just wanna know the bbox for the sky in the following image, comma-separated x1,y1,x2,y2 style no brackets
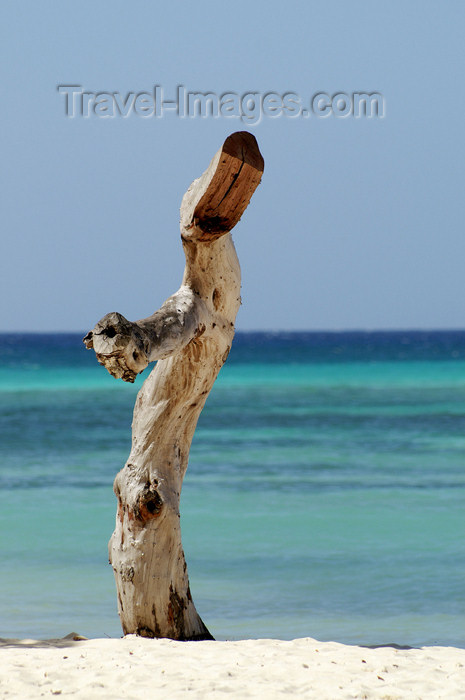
1,0,464,332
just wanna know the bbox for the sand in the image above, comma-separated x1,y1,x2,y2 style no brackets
1,634,464,699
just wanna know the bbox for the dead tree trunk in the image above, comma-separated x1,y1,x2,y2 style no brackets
83,132,264,640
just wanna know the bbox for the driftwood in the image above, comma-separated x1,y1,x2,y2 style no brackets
83,132,264,640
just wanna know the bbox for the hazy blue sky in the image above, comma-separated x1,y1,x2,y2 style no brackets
1,1,464,331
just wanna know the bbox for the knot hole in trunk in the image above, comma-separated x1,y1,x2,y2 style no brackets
137,480,163,521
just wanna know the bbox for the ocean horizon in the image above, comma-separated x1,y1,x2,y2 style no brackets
1,330,464,647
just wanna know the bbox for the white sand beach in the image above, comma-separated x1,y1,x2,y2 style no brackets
1,634,464,699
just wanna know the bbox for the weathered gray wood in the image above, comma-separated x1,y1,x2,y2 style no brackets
84,132,264,640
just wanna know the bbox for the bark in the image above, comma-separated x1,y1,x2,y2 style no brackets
83,132,264,640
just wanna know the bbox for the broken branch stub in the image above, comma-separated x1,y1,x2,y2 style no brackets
83,131,264,641
181,131,265,240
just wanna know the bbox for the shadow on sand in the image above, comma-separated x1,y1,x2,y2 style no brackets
0,632,90,649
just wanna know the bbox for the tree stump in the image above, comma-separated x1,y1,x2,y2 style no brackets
83,132,264,640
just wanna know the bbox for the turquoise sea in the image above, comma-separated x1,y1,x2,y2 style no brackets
0,331,464,647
